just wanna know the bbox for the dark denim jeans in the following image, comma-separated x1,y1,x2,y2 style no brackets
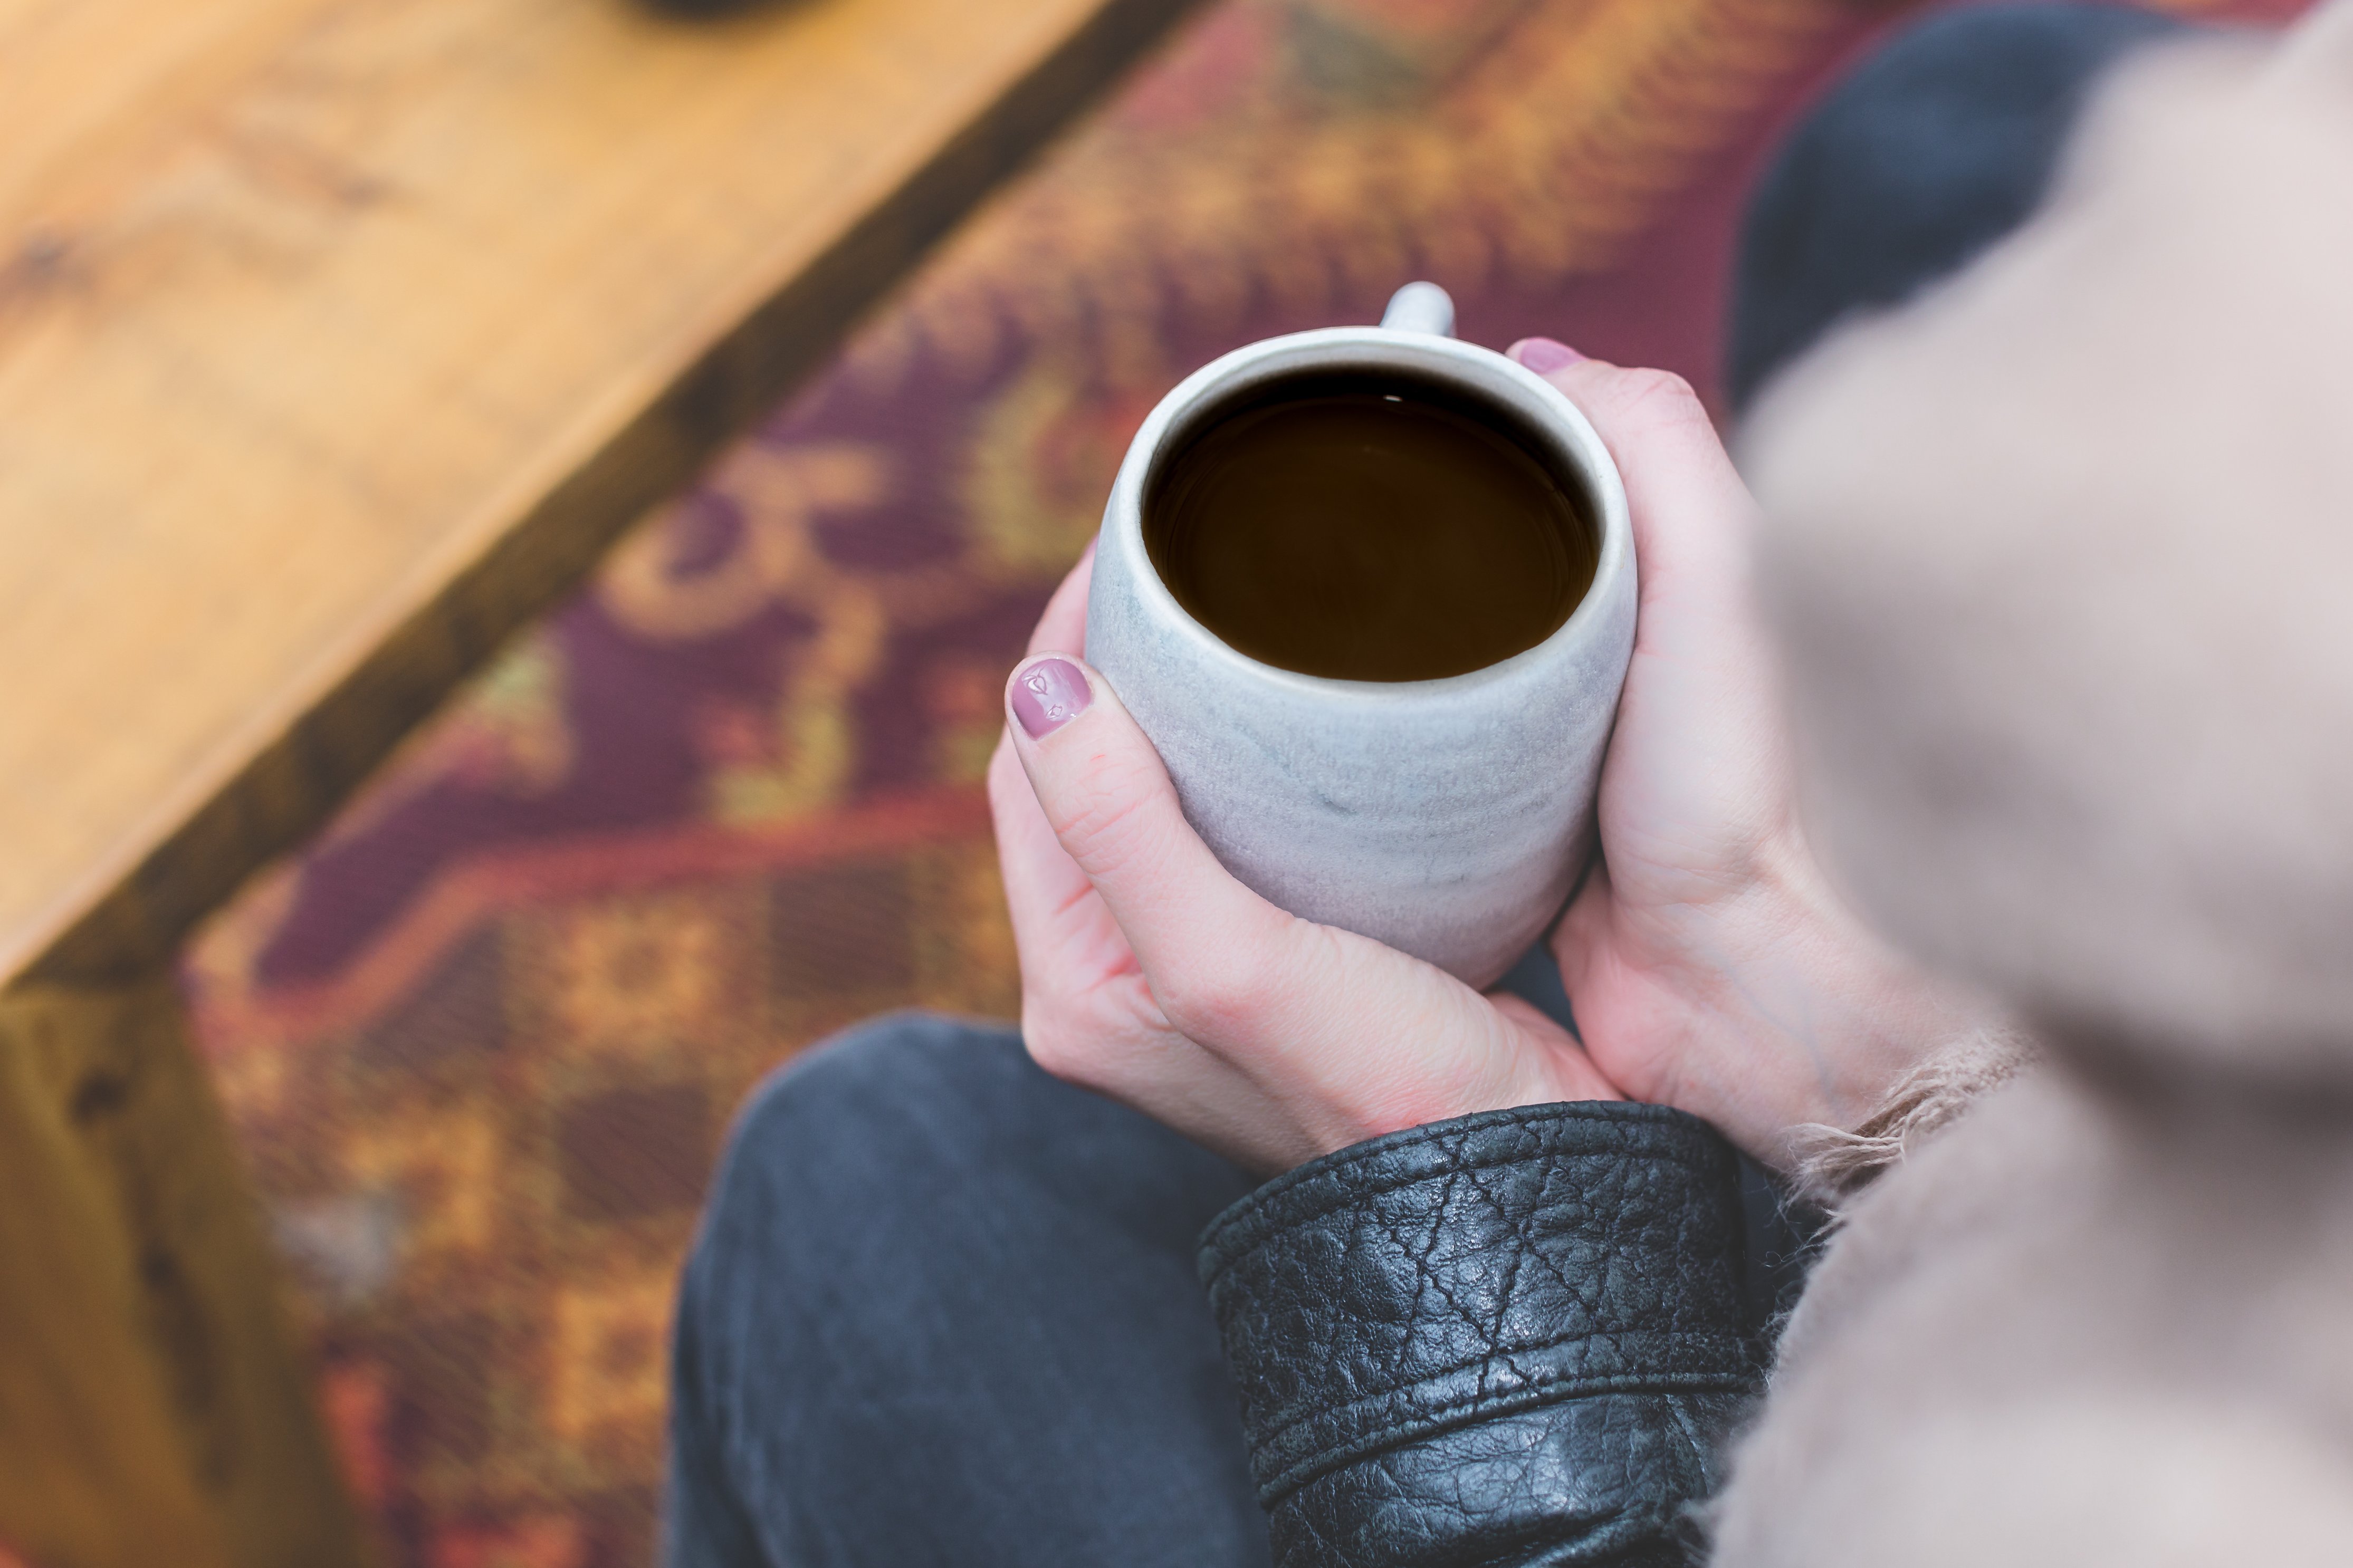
666,8,2193,1564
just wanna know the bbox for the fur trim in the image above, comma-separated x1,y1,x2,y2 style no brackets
1788,1025,2035,1204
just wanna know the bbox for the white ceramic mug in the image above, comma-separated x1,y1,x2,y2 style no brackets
1085,284,1637,987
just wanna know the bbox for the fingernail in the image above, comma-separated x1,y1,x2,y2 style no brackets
1513,337,1585,373
1011,657,1092,738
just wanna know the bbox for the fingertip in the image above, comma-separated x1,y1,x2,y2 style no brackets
1509,336,1587,375
1007,653,1095,740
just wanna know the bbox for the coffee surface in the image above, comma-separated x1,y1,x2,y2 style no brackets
1144,373,1595,682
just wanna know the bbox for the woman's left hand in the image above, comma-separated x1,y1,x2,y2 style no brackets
986,547,1620,1176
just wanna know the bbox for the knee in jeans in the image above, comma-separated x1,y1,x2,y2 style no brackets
713,1010,1018,1190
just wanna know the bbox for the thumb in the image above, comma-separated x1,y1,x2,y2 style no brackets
1507,343,1759,609
1002,653,1295,1014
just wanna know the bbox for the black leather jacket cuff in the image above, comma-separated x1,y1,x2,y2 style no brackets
1199,1102,1763,1567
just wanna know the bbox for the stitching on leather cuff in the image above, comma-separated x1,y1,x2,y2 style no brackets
1249,1324,1753,1456
1257,1365,1754,1505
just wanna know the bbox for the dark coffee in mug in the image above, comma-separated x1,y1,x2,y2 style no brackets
1143,370,1597,682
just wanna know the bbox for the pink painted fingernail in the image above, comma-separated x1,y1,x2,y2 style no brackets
1011,657,1092,738
1513,337,1585,373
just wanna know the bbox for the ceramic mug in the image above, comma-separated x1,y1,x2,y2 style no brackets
1084,283,1637,988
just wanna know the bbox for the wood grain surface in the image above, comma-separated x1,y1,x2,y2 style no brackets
0,0,1195,987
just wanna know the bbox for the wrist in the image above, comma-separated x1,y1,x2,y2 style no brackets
1704,849,1971,1164
1770,827,1965,1069
1571,832,1974,1171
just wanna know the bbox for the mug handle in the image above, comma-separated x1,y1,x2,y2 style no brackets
1380,281,1456,338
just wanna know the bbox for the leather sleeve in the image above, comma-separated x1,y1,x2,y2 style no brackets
1198,1102,1763,1567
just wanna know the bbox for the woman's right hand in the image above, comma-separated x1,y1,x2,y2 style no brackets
1512,341,1971,1168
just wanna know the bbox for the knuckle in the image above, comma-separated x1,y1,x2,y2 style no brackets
1612,366,1708,428
1618,364,1699,402
1020,1009,1105,1092
1020,1008,1080,1079
1153,932,1281,1043
1017,951,1074,1011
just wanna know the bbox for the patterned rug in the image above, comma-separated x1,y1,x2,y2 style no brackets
178,1,2290,1562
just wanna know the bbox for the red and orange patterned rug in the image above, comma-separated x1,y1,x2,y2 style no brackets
177,1,2294,1562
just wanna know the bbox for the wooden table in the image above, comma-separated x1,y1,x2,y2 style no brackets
0,0,1193,1561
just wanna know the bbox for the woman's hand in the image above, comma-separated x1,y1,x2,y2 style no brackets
1517,344,1967,1168
987,553,1620,1176
989,346,1967,1175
